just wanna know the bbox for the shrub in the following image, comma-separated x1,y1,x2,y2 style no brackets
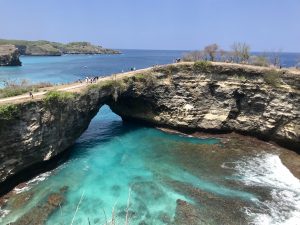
193,61,213,73
250,56,270,67
263,70,282,87
134,73,146,80
153,65,179,75
0,104,19,120
44,90,76,103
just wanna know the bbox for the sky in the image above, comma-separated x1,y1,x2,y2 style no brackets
0,0,299,52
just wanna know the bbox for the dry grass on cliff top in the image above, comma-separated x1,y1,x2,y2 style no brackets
0,80,53,99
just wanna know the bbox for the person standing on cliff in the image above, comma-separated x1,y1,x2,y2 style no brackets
29,91,33,99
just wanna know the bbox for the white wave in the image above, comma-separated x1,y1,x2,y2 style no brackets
0,208,10,219
13,171,51,194
233,153,300,225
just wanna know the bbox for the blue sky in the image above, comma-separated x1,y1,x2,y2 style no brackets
0,0,299,52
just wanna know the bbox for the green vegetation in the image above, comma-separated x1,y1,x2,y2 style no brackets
0,39,120,55
134,73,147,80
44,90,77,103
0,104,19,120
263,70,282,87
153,65,180,75
193,61,213,73
0,80,52,98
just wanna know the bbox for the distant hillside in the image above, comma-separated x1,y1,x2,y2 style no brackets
0,39,120,56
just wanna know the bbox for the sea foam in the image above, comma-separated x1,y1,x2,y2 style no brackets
234,153,300,225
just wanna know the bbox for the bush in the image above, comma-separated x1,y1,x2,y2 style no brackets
250,56,270,67
44,90,76,103
134,73,146,80
193,61,213,73
0,104,19,120
263,70,282,87
153,65,180,75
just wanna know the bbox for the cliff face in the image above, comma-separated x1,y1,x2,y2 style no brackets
0,45,21,66
0,62,299,193
109,63,300,151
0,88,110,190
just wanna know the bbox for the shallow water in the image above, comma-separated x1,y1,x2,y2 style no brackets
1,106,299,225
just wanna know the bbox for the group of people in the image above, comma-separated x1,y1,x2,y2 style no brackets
77,76,100,84
174,58,181,63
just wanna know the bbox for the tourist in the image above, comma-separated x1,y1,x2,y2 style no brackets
29,91,33,99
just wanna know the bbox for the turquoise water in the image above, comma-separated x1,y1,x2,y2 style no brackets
0,106,258,225
2,106,299,225
1,51,300,224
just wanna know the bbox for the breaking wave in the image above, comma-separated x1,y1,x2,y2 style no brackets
233,153,300,225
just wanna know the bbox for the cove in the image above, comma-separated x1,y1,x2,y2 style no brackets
2,105,300,225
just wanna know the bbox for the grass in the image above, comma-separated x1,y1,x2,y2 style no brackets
0,80,52,99
263,69,282,87
0,104,19,120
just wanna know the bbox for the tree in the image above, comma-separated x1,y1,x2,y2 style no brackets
270,50,281,67
182,50,205,62
219,49,232,62
203,44,219,61
231,42,250,63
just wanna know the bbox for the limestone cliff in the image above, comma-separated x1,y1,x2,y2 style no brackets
0,62,299,194
0,88,109,193
109,62,300,151
0,45,21,66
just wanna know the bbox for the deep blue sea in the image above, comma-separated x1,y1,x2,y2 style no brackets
0,50,300,225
